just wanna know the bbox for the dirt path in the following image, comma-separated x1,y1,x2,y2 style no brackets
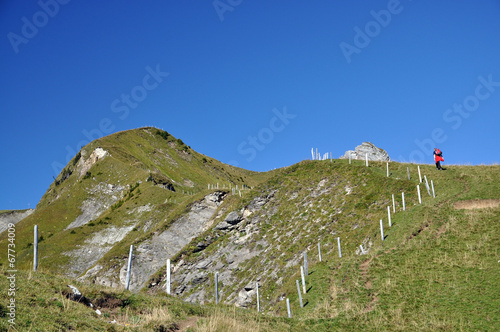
176,316,200,331
360,258,378,313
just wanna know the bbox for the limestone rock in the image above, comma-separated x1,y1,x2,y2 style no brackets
341,142,390,162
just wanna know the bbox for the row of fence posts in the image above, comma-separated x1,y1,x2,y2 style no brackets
207,183,249,190
29,162,439,316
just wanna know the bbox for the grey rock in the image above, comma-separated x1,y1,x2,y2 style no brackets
0,209,34,234
224,211,242,225
341,142,390,162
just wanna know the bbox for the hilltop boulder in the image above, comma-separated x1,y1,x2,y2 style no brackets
341,142,390,162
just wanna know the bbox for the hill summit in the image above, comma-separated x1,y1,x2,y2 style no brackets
1,127,498,331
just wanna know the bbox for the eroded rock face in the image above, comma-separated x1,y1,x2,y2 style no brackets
341,142,390,162
81,191,227,291
65,183,125,230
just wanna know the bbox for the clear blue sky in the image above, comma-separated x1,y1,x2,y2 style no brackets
1,0,499,210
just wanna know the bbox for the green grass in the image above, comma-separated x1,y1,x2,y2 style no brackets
0,128,498,330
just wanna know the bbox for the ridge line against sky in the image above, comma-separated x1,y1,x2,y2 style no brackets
1,0,499,209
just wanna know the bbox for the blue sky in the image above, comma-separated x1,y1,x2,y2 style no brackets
1,0,499,210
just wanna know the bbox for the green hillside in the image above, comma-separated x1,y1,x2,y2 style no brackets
0,128,498,331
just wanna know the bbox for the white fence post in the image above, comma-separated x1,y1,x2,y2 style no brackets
296,280,303,308
166,259,171,295
402,192,406,211
300,266,306,294
215,272,219,304
387,206,392,227
303,252,308,276
125,245,133,290
424,175,431,196
365,154,368,167
380,219,384,240
337,237,342,258
418,166,422,183
286,298,291,318
33,225,38,272
386,162,389,177
392,194,396,213
407,167,410,180
256,282,260,312
318,243,322,262
349,152,351,164
431,180,436,198
417,185,422,204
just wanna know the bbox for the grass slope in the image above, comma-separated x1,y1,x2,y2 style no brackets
0,129,498,330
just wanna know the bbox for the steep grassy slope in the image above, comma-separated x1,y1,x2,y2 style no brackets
0,128,273,276
0,128,498,331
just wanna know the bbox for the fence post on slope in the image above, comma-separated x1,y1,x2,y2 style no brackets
431,180,436,198
424,176,431,196
286,298,291,318
256,282,260,312
166,259,171,295
392,194,396,213
402,192,406,211
33,225,38,272
349,152,351,164
337,237,342,258
125,245,133,290
380,219,384,241
407,167,410,180
296,280,303,308
417,185,422,204
300,266,306,294
365,154,368,167
418,166,422,183
303,252,308,276
215,272,219,304
387,162,389,177
387,206,392,227
318,242,322,262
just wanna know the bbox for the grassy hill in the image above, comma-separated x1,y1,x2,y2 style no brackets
0,128,498,331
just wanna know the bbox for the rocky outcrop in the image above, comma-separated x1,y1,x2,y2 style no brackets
65,183,125,230
81,191,226,291
341,142,390,162
0,209,34,234
78,147,108,178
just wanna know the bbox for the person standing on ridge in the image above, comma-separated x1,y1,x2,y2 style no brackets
433,148,444,170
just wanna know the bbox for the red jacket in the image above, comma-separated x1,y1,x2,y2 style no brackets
434,149,444,162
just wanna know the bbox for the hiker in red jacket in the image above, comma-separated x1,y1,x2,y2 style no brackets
433,148,444,170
